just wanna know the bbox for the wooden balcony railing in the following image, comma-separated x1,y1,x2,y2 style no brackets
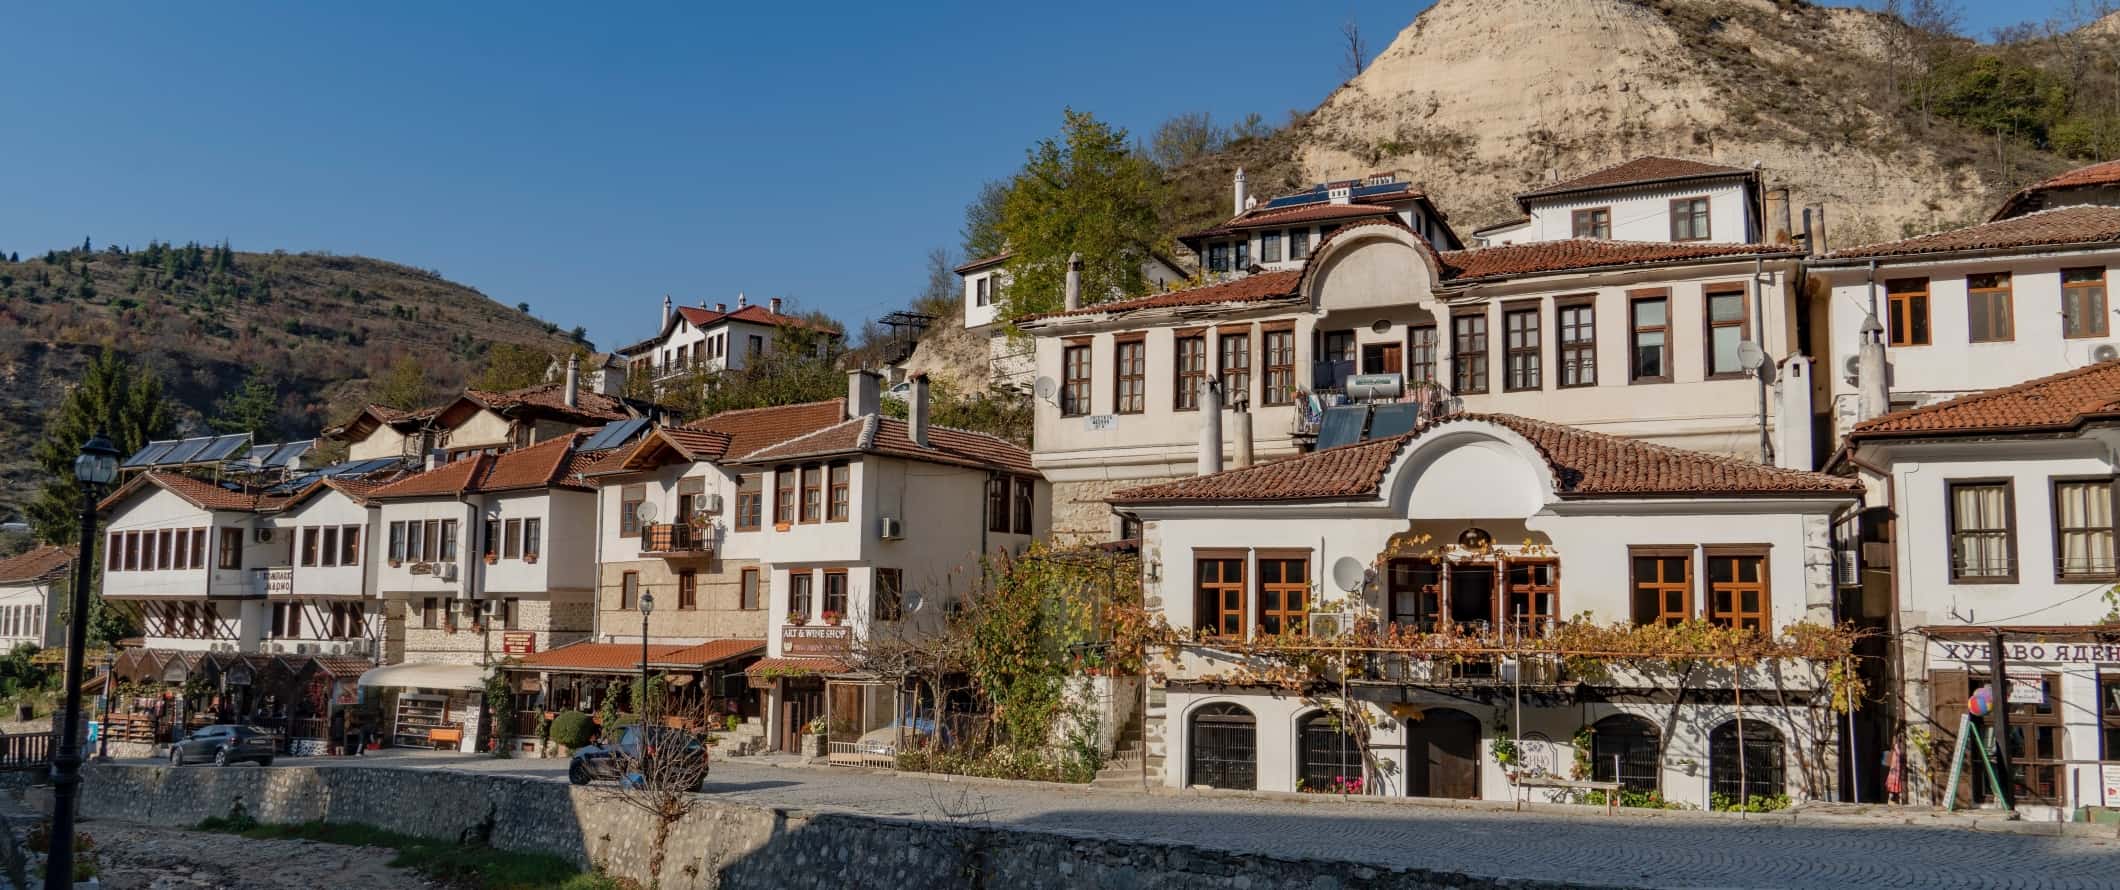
642,522,710,557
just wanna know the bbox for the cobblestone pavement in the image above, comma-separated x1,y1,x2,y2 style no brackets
123,751,2120,889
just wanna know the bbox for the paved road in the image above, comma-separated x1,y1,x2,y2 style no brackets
124,751,2120,889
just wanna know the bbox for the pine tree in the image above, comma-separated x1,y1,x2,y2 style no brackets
210,371,280,440
26,351,175,545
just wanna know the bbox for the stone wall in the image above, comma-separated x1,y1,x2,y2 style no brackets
80,764,1600,890
1051,477,1182,541
596,557,767,641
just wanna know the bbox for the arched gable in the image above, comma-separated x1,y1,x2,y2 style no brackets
1383,420,1558,519
1299,220,1443,315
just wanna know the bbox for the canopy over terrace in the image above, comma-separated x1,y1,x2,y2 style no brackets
105,651,377,747
506,639,766,731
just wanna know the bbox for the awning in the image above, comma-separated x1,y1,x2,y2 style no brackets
356,662,488,691
650,638,766,669
742,657,852,677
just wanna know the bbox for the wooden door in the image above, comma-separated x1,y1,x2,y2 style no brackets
1407,708,1481,799
780,682,822,752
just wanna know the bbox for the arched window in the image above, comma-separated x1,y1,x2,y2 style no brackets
1589,714,1661,793
1188,703,1257,790
1709,719,1786,806
1297,710,1365,793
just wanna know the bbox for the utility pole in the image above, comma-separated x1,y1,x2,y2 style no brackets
1988,627,2013,810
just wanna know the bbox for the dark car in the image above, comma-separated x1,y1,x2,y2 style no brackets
169,725,276,767
568,724,708,789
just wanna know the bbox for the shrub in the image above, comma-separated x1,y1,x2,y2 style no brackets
547,711,595,750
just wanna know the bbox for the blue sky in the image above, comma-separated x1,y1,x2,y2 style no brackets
0,1,2084,351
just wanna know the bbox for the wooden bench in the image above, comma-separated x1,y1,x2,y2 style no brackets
426,727,463,750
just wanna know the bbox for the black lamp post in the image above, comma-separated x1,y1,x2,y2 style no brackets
48,432,118,890
638,591,654,719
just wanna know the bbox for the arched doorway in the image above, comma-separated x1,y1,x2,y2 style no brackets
1296,711,1365,793
1709,719,1786,806
1404,707,1481,799
1588,714,1661,793
1187,703,1257,790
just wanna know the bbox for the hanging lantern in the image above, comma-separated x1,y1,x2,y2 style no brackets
1457,527,1493,551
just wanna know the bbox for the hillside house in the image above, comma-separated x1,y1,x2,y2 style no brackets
957,251,1190,389
327,370,649,464
614,294,842,393
0,545,71,651
1470,156,1767,248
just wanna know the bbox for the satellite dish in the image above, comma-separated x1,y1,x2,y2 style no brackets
1331,556,1367,593
633,501,660,524
1033,377,1059,404
1737,341,1767,372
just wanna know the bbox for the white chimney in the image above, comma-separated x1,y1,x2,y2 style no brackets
847,369,880,419
1197,378,1223,476
661,294,672,328
909,374,931,448
770,297,783,315
1234,167,1248,217
1230,402,1254,469
737,291,748,307
1858,313,1888,422
1063,253,1083,312
564,354,580,409
716,302,727,313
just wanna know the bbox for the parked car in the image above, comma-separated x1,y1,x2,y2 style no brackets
169,725,276,767
568,724,709,789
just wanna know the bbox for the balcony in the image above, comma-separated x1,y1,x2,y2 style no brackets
641,522,712,558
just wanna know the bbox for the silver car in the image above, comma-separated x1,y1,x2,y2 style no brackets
168,725,276,767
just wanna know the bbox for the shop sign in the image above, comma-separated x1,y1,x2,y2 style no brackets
501,631,537,655
2104,763,2120,804
265,568,293,597
782,625,851,656
408,562,434,575
1086,415,1116,431
1928,639,2120,666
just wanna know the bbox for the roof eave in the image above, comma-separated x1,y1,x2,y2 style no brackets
1809,238,2120,268
1440,249,1804,288
1018,294,1306,331
1513,170,1756,210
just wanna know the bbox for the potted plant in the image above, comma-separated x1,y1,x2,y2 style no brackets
523,552,538,565
800,716,827,759
820,610,841,626
389,558,403,568
786,612,808,627
484,552,500,565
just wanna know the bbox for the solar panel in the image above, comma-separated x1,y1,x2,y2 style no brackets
247,440,314,469
196,434,250,462
1314,406,1370,451
1366,403,1420,441
159,437,212,465
580,417,648,452
124,440,179,467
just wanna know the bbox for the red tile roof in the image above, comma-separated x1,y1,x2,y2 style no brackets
459,382,633,424
578,426,735,477
731,415,1036,476
1845,360,2120,441
1223,203,1395,231
674,303,841,336
1516,156,1754,202
1112,413,1859,504
954,252,1011,274
0,545,75,584
513,641,687,672
1018,270,1303,322
1991,160,2120,220
1440,239,1795,281
100,470,272,513
309,656,378,678
742,656,851,676
1821,205,2120,262
367,435,591,500
651,638,766,668
686,399,849,457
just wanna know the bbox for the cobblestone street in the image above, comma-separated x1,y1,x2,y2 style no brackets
114,752,2120,889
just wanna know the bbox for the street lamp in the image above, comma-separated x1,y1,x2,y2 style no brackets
49,432,118,890
638,592,654,721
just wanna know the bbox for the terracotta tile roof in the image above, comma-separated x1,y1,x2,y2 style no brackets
1225,202,1396,230
364,453,484,499
100,470,271,513
1439,239,1795,281
1112,413,1859,504
323,402,443,440
1018,270,1303,322
578,426,735,478
1821,205,2120,262
686,399,849,457
0,545,75,584
731,414,1037,476
954,252,1011,274
1516,156,1754,202
513,641,686,672
742,656,851,676
309,656,377,678
650,638,767,668
368,435,591,499
1991,160,2120,220
461,382,632,424
1845,360,2120,441
674,303,841,336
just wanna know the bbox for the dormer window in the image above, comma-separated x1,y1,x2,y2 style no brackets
1670,197,1710,241
1208,243,1232,274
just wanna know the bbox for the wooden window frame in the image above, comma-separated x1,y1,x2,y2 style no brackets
1669,196,1711,242
107,532,120,571
1555,296,1596,388
1256,554,1310,636
1218,329,1252,408
739,567,761,610
1629,546,1693,626
217,528,242,571
503,518,522,560
1262,328,1296,406
986,477,1010,533
172,528,189,571
1290,227,1312,260
1011,478,1035,535
157,529,174,570
1113,337,1146,415
1174,331,1207,411
1946,478,2019,584
192,526,206,569
2063,267,2110,339
2051,476,2117,581
774,466,796,526
620,484,646,538
388,522,405,563
1452,309,1489,395
1261,230,1283,264
300,527,320,567
1967,272,2016,343
800,464,823,524
1503,558,1559,637
421,597,439,630
735,473,763,531
1571,206,1612,239
1502,304,1541,392
340,525,361,566
822,568,849,617
1194,551,1248,639
1061,343,1092,417
1886,278,1931,347
1408,323,1438,386
620,571,639,610
1702,545,1771,631
439,519,458,562
828,463,851,522
522,518,539,561
677,569,697,610
789,571,814,617
1629,291,1672,384
483,518,501,560
1703,285,1751,379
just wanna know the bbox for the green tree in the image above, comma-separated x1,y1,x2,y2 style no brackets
995,109,1166,320
960,179,1010,260
474,342,557,392
691,327,846,419
27,351,175,544
369,354,437,410
209,371,280,440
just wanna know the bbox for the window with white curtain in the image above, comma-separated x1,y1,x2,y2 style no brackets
2053,479,2115,580
1949,480,2016,582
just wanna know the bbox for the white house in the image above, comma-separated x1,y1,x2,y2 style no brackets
327,372,645,464
1113,412,1862,809
260,477,390,660
1472,156,1765,248
613,294,842,391
98,471,289,653
1835,360,2120,819
1178,170,1462,276
1810,204,2120,445
0,545,70,651
956,251,1190,389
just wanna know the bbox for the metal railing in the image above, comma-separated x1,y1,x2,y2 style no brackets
0,733,53,771
642,522,709,555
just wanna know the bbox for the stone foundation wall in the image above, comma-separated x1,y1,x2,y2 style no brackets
80,764,1596,890
1051,477,1183,541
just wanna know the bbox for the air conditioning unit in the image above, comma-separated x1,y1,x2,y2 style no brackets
878,516,904,540
1836,548,1861,587
268,642,286,654
254,527,274,543
702,493,725,514
1306,611,1352,639
437,563,458,581
484,599,503,615
295,643,314,655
